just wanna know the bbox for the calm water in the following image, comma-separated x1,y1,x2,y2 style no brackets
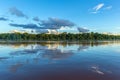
0,41,120,80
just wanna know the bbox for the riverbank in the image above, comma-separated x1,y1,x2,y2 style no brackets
0,40,120,44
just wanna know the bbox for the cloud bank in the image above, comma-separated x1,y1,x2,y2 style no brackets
39,18,75,29
9,23,39,29
7,7,90,33
9,18,75,30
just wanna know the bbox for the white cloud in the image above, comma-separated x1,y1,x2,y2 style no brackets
104,6,112,10
91,3,104,14
90,3,112,14
59,26,76,30
91,11,99,14
93,3,104,11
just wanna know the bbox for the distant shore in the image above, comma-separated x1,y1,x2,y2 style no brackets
0,40,120,44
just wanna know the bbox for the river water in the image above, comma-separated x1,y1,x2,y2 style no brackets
0,41,120,80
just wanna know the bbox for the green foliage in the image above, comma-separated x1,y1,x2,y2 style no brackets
0,32,120,41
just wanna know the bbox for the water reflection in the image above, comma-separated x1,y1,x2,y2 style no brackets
91,65,105,75
42,49,73,60
0,57,9,61
7,43,84,73
0,41,120,80
9,62,23,73
9,43,89,60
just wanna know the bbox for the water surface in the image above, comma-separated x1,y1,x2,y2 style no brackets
0,41,120,80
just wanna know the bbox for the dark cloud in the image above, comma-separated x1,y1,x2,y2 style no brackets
77,27,89,33
9,18,75,30
0,17,8,21
35,29,49,33
39,18,75,29
9,23,49,33
9,23,39,29
33,17,40,22
9,18,90,34
9,7,28,18
9,23,51,30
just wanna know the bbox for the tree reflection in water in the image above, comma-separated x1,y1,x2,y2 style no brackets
7,43,89,73
0,41,119,80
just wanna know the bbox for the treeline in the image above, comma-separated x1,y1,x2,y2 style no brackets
0,32,120,41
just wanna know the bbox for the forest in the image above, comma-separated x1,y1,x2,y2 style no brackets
0,32,120,41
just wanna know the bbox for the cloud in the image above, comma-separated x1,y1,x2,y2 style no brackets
35,29,49,33
10,18,90,33
39,17,75,29
91,3,104,14
59,27,76,31
33,17,40,22
9,7,28,18
93,3,104,11
0,17,9,21
91,3,112,14
9,23,39,29
9,23,50,30
77,27,89,33
10,18,75,30
91,11,98,14
104,6,112,10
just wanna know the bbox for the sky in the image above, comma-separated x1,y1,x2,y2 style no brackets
0,0,120,33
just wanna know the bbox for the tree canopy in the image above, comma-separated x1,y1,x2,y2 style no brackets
0,32,120,41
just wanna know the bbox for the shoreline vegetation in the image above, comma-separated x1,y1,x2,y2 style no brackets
0,40,120,48
0,32,120,43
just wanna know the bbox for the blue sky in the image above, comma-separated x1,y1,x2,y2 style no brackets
0,0,120,33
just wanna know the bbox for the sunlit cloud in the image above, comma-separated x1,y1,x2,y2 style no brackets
92,3,104,14
90,3,112,14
